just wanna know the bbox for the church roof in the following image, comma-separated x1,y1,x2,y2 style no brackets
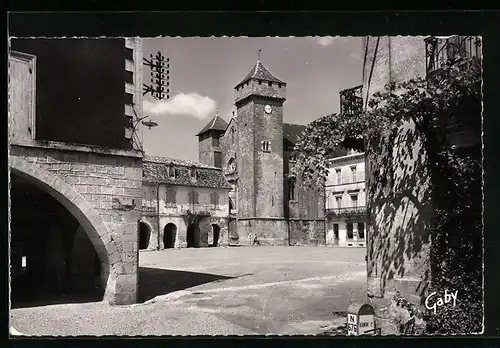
143,156,231,189
237,60,286,87
195,114,229,136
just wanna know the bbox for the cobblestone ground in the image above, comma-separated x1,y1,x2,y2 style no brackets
10,246,367,336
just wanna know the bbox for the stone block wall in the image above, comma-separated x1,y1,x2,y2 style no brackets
362,37,433,330
288,219,325,246
237,219,288,245
10,141,142,305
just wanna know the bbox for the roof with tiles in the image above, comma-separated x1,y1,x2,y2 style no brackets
237,60,286,87
143,156,232,189
195,114,229,136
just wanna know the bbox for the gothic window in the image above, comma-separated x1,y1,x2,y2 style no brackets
231,127,235,144
165,186,176,205
188,191,199,205
210,192,220,209
261,141,271,152
214,151,222,168
289,178,296,201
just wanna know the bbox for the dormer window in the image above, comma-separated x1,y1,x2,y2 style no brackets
190,167,198,180
261,141,271,152
168,166,176,179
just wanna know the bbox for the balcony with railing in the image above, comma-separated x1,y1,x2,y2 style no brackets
326,206,367,217
339,85,363,115
425,36,482,76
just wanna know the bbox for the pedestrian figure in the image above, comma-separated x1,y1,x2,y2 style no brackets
253,235,261,246
248,233,253,245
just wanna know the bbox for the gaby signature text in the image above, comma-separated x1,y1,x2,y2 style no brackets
424,289,458,314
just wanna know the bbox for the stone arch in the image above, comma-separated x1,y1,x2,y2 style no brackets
138,221,151,250
163,223,177,249
209,224,221,247
9,156,122,300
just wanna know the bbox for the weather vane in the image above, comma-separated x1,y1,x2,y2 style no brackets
143,51,170,100
258,48,262,61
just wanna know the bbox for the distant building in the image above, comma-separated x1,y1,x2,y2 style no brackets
140,156,231,250
9,38,144,305
325,151,366,247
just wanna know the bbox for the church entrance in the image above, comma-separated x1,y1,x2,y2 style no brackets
186,224,200,248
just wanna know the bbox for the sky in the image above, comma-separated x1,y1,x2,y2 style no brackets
141,37,363,161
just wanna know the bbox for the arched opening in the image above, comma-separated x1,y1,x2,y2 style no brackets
210,224,221,247
186,224,200,248
10,172,105,308
163,223,177,249
139,222,150,250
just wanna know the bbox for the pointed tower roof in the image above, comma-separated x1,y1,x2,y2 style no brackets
236,60,286,88
195,112,229,136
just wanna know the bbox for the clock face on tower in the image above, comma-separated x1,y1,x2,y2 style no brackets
264,105,272,114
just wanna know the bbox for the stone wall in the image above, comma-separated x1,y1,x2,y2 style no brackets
288,219,325,246
237,219,288,245
363,37,433,327
10,140,142,305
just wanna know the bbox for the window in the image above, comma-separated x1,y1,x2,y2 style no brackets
210,192,220,209
212,136,220,147
214,151,222,168
289,178,296,201
228,157,236,173
358,223,365,239
261,141,271,152
168,166,176,179
347,223,354,239
335,196,342,209
268,81,272,87
336,169,342,185
188,191,199,205
189,167,197,180
351,194,358,207
231,127,235,144
165,186,176,205
351,166,357,183
258,80,262,85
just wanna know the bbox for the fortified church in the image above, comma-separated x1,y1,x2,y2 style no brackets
141,59,327,248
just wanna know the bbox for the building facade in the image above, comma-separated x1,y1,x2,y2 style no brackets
325,151,366,247
140,156,231,250
196,60,325,246
9,38,144,306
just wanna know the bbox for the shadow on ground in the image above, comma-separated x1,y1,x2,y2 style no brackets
138,267,235,303
10,275,104,309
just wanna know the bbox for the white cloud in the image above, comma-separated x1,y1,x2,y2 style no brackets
314,36,338,47
143,93,217,119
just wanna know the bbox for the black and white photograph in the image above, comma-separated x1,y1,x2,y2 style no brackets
8,34,483,336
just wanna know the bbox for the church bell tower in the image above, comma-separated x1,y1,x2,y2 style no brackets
234,54,288,244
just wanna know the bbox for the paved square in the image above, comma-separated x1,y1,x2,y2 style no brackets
11,246,367,336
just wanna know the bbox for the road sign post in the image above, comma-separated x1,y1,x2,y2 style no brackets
347,303,376,336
